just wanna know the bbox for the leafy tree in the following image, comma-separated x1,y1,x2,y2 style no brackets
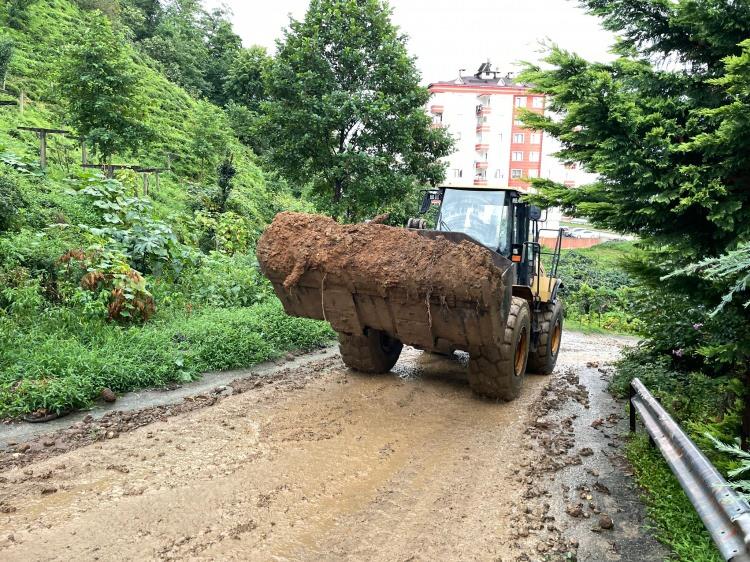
139,0,210,97
224,46,271,112
224,46,273,153
138,1,240,102
262,0,453,220
188,100,233,179
202,8,242,105
57,14,152,163
0,37,13,90
664,39,750,319
119,0,162,41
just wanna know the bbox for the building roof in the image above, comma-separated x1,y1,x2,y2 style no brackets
428,61,531,91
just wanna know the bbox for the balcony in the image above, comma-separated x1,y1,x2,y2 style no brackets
476,124,491,133
475,161,489,170
430,122,444,129
430,105,444,114
476,105,492,116
473,178,488,186
475,143,489,152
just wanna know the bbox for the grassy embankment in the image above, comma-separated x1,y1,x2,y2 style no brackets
0,0,333,418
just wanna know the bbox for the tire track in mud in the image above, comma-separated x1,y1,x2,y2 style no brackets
0,333,665,561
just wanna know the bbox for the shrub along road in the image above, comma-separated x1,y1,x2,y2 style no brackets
0,332,668,561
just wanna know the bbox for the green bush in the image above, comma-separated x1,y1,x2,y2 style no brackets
0,172,26,232
612,348,729,425
554,242,640,334
172,251,270,308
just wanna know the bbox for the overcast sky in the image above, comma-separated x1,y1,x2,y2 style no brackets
203,1,616,84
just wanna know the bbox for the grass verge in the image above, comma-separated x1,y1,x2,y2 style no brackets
0,298,335,418
626,434,722,562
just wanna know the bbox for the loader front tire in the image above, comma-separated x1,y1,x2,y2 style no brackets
338,329,403,373
468,297,531,401
527,300,563,375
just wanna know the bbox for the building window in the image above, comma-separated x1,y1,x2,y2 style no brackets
514,96,526,108
530,133,541,144
494,169,503,179
513,133,524,143
514,118,523,126
452,169,463,178
432,114,442,124
511,169,522,179
527,169,539,178
532,96,544,108
512,151,524,161
528,151,540,162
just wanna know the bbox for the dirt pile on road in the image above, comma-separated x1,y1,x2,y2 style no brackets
256,212,507,304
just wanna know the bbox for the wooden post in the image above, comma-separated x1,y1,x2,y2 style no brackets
18,90,25,113
80,139,88,166
39,131,47,169
142,173,149,196
155,172,160,191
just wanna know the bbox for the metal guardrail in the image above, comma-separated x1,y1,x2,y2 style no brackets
629,378,750,562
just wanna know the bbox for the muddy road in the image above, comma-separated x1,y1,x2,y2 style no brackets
0,332,666,561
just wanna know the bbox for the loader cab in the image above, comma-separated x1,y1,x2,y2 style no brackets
426,187,533,285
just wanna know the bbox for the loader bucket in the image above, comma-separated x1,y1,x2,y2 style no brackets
256,212,515,356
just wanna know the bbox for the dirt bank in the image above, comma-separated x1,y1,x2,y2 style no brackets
0,332,665,561
256,211,506,302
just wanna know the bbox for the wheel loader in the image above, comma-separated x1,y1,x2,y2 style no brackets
256,186,564,400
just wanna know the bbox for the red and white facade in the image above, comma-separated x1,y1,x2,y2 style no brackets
427,63,594,193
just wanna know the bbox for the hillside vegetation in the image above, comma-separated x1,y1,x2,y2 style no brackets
0,0,334,418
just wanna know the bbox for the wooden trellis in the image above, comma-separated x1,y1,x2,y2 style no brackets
82,163,163,196
17,126,70,169
133,167,163,195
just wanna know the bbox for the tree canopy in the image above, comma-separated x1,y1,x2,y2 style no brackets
261,0,453,221
135,0,241,104
520,0,750,257
57,14,152,162
224,46,271,112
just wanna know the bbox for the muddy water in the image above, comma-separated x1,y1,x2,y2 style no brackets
2,343,585,561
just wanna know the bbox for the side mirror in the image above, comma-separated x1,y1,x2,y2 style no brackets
529,205,542,221
419,191,432,214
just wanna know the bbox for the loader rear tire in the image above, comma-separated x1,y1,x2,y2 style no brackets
338,329,403,374
468,297,531,400
527,300,563,375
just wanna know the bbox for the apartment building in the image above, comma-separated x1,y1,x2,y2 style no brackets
428,62,593,192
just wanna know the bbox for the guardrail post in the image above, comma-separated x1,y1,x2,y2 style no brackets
629,381,636,432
